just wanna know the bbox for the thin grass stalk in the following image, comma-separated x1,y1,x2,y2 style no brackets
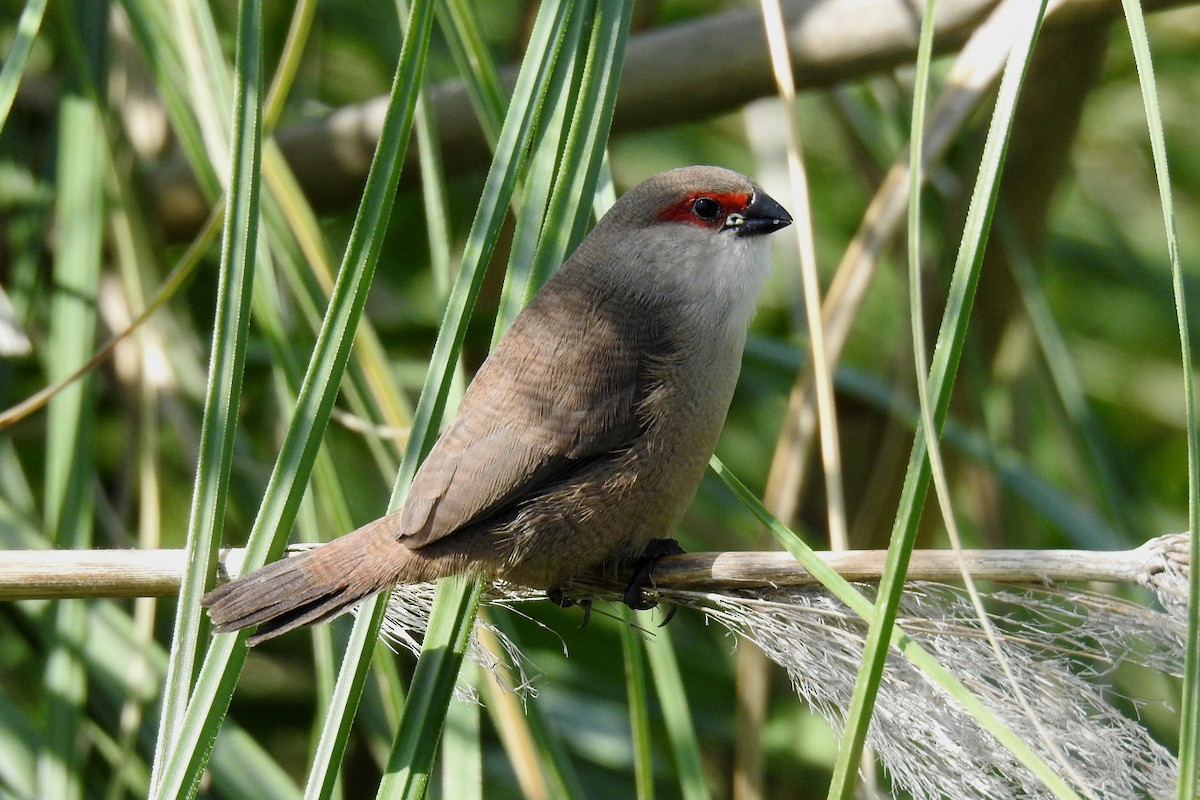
169,0,231,167
298,506,343,797
496,89,571,333
480,613,589,798
496,0,596,330
148,0,263,789
367,645,411,764
495,0,606,333
751,7,853,792
1114,3,1199,795
103,118,171,800
412,80,453,299
1001,220,1135,542
903,2,1090,792
476,640,546,799
758,0,849,553
482,694,549,798
0,205,221,430
262,0,317,130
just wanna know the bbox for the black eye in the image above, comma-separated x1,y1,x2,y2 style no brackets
691,196,721,221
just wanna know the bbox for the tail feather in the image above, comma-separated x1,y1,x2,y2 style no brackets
202,515,413,645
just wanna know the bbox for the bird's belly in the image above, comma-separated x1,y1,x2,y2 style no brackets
491,335,743,589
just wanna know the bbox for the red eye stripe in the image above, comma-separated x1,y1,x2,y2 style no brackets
656,191,752,225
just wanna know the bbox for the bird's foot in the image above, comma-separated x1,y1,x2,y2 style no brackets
547,587,593,627
623,538,684,624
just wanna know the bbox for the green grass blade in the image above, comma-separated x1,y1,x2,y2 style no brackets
151,0,437,795
412,86,453,299
148,0,264,791
36,81,106,800
1114,3,1200,796
332,0,576,792
620,609,655,800
0,685,39,799
523,0,633,300
644,627,710,800
0,0,49,134
364,1,638,793
827,4,1063,796
375,576,482,799
170,0,232,166
303,585,395,800
436,0,506,145
114,0,221,197
440,662,482,800
492,0,589,332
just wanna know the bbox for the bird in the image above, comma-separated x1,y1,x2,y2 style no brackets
203,165,792,644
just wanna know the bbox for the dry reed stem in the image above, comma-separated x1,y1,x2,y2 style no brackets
0,534,1187,613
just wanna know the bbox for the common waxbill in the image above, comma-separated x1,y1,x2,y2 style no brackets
203,165,792,644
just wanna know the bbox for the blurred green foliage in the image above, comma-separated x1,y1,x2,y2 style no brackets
0,1,1197,798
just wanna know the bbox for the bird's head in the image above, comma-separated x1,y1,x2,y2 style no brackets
584,165,793,322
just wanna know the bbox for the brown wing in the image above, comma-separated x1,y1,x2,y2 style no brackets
398,268,665,548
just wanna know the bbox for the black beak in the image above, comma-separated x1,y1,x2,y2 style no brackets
735,190,793,237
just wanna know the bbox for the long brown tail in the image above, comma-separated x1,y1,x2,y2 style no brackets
202,513,414,645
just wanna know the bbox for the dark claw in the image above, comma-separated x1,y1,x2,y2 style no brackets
623,538,685,613
547,587,574,608
547,588,593,628
579,599,593,628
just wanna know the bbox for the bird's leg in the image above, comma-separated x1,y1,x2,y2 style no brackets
547,587,593,627
623,538,684,623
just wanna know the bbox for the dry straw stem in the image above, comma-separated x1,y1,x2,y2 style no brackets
0,533,1188,610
